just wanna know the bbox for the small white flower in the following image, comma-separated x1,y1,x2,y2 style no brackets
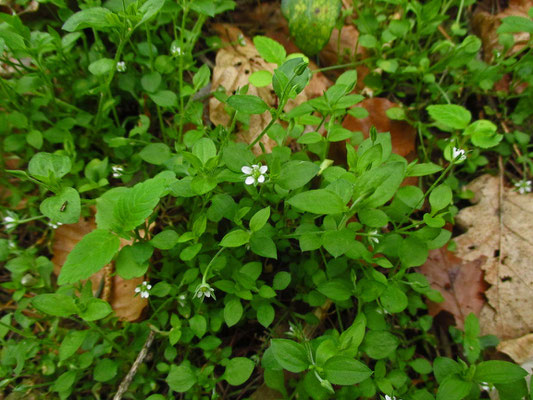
241,164,268,186
111,165,125,178
48,221,63,229
3,216,16,230
368,229,380,245
177,293,187,307
134,281,152,299
116,61,126,72
452,146,467,162
194,282,216,301
384,396,400,400
514,179,532,195
170,44,183,56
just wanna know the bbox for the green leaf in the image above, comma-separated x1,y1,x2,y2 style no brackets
270,339,309,373
249,70,273,87
88,58,115,76
322,229,354,258
281,0,342,55
79,298,112,321
150,230,179,250
288,189,347,215
273,271,291,290
139,143,171,165
358,209,389,228
58,229,120,284
193,64,211,89
250,234,277,259
277,160,319,190
427,104,471,130
362,330,399,359
149,90,177,107
399,236,428,267
409,358,433,375
167,364,197,392
137,0,165,26
28,152,71,181
253,35,286,65
497,16,533,34
220,229,250,247
224,297,243,327
339,314,366,357
192,138,217,165
317,279,352,301
32,293,77,317
257,303,275,327
436,377,472,400
59,330,88,361
95,187,129,231
141,71,162,93
324,356,372,385
474,361,528,384
249,207,270,232
380,283,408,313
189,314,207,338
114,176,169,232
433,357,462,383
429,184,452,212
227,95,269,114
40,187,81,224
93,359,117,382
62,7,115,32
406,162,443,177
224,357,255,386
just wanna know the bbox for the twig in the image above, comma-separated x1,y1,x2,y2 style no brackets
113,330,155,400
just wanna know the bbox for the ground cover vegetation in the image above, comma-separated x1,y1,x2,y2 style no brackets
1,0,533,398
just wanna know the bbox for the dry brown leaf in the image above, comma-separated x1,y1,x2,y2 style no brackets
497,333,533,364
472,0,531,61
454,174,533,339
341,98,417,159
52,219,147,322
420,247,488,329
209,24,331,154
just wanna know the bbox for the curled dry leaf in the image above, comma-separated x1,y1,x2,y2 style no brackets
472,0,532,62
420,247,488,329
52,219,147,322
209,24,331,154
454,174,533,340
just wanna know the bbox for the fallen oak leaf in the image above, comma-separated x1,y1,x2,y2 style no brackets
52,218,148,322
454,174,533,339
420,247,488,329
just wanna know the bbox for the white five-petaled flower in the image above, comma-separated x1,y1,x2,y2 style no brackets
116,61,126,72
241,164,268,186
3,216,16,230
134,281,152,298
514,179,532,194
194,282,216,301
452,146,467,162
111,165,125,178
384,395,400,400
170,44,183,56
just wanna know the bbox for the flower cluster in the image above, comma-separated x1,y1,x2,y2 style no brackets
241,164,268,186
3,216,16,230
111,165,125,178
134,281,152,298
514,179,532,195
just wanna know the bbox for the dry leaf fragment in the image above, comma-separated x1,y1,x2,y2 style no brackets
52,219,147,322
472,0,532,61
454,174,533,339
420,247,487,329
497,333,533,364
342,98,417,159
209,24,331,154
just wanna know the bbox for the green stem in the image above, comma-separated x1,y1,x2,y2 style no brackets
0,320,34,339
201,247,225,284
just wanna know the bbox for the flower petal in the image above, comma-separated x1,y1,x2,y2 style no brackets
241,166,252,174
257,175,265,183
245,176,255,185
259,165,268,174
